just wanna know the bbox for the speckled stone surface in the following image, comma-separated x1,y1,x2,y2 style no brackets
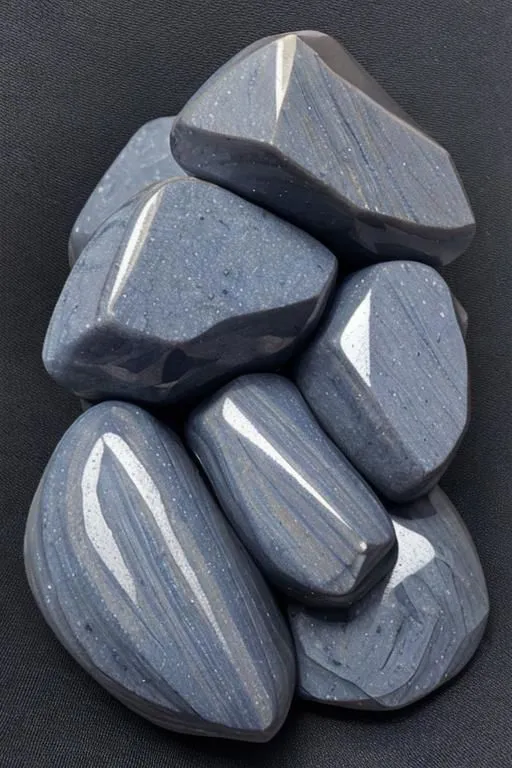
171,30,475,266
24,401,295,741
289,486,489,710
187,374,396,606
69,117,185,265
43,177,337,405
296,261,469,501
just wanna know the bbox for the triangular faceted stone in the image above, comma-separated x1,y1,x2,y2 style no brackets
172,31,475,266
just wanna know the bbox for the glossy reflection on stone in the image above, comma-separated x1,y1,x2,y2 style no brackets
296,261,469,501
44,177,337,405
290,487,489,710
24,402,295,741
187,374,396,607
171,30,475,267
69,117,186,265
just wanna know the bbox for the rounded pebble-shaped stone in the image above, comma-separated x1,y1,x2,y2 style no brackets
296,261,469,501
69,116,186,265
24,401,295,741
187,374,396,606
44,177,337,405
289,487,489,710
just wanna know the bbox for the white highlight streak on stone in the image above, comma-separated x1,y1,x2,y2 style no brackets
222,398,357,536
82,438,137,602
340,288,372,387
107,186,164,312
102,433,231,656
384,521,436,596
275,35,297,119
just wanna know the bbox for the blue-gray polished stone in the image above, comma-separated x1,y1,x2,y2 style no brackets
296,261,469,501
187,374,396,607
44,176,337,405
24,401,295,741
171,30,475,267
290,486,489,710
69,117,185,265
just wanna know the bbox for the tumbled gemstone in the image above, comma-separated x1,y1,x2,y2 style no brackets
69,117,185,265
289,487,489,710
24,401,295,741
187,373,396,606
44,177,336,405
296,261,469,501
171,31,475,267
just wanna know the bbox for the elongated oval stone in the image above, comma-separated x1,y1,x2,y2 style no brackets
187,374,396,606
171,31,475,267
44,177,336,405
24,402,295,741
69,117,186,265
289,487,489,710
296,261,469,501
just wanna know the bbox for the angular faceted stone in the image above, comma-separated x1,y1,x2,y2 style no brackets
69,117,185,265
289,487,489,710
171,31,475,267
296,261,469,501
24,402,295,741
44,177,336,405
187,374,396,607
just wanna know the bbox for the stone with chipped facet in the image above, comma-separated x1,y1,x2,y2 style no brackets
171,31,475,267
289,486,489,710
187,373,396,607
24,401,295,741
44,177,337,405
295,261,469,501
69,117,186,265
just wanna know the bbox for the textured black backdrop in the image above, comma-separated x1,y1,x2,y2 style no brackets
1,2,511,766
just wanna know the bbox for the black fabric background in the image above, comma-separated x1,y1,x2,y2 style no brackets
1,2,511,766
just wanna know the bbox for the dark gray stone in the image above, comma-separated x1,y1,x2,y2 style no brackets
187,374,396,607
171,31,475,267
69,117,185,265
296,261,469,501
44,177,336,405
24,401,295,741
290,486,489,710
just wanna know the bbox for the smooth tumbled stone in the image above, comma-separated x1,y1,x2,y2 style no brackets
290,486,489,710
24,402,295,741
44,177,336,405
296,261,468,501
69,117,185,265
187,373,396,607
171,30,475,266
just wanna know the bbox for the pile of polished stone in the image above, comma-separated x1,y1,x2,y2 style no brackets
25,31,489,743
